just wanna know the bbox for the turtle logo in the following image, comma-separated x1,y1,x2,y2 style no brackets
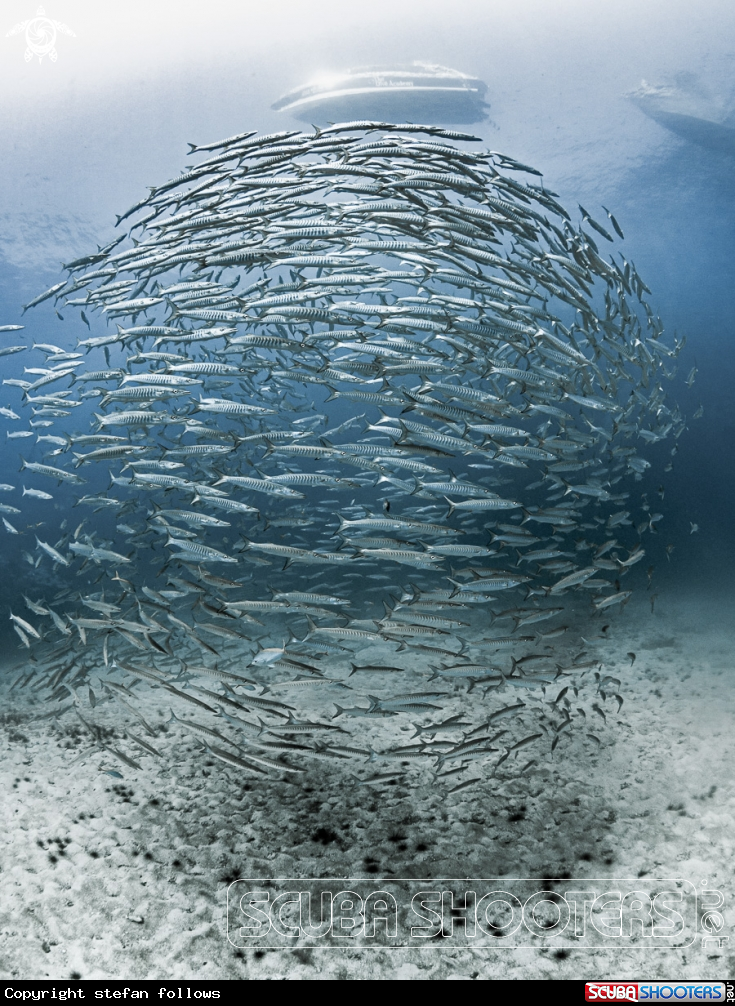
5,5,76,63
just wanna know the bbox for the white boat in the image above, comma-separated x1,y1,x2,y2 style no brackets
628,75,735,155
272,62,489,124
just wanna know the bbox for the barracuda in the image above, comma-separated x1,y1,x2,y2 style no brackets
19,461,84,489
214,476,304,498
165,536,238,564
11,122,683,793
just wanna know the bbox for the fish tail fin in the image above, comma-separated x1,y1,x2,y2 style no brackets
324,386,338,402
348,663,358,677
444,495,456,517
395,419,410,443
305,615,317,636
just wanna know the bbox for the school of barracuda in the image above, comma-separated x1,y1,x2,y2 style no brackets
0,122,685,790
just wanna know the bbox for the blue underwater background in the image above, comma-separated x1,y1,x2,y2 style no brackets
0,0,733,636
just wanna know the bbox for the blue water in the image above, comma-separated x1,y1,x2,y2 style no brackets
1,4,734,985
2,3,734,638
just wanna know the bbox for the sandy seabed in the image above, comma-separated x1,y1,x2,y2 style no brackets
0,586,733,981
